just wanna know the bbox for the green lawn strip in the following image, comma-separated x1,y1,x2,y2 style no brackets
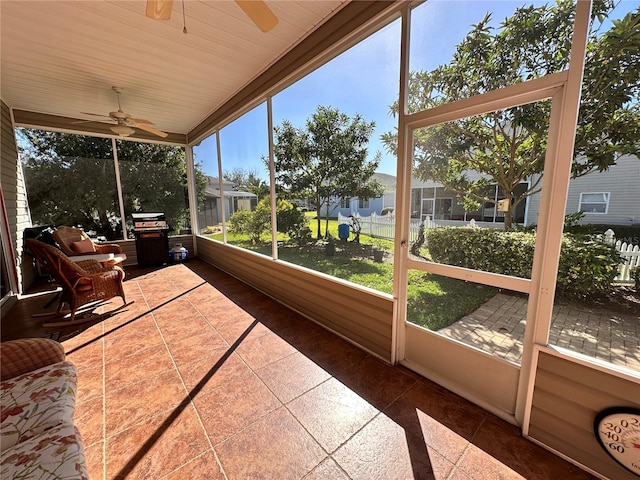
406,270,497,331
204,232,496,330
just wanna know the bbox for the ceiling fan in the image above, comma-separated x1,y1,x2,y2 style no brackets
145,0,278,33
78,86,168,138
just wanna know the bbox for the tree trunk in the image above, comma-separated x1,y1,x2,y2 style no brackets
316,208,322,239
504,209,513,230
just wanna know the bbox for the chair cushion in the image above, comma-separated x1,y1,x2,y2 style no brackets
0,422,88,480
0,361,77,451
70,239,96,253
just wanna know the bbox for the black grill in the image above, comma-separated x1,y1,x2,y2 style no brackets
132,213,170,267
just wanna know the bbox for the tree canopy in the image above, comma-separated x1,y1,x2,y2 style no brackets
381,0,639,229
223,168,270,199
271,106,383,238
19,129,206,239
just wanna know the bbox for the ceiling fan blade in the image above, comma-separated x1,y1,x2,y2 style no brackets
80,112,112,119
235,0,278,33
146,0,173,20
130,118,155,125
131,121,168,138
71,119,103,125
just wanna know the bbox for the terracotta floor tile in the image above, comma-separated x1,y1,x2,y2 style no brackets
212,313,266,343
303,457,350,480
165,330,229,367
64,337,103,373
296,332,369,375
215,407,326,480
448,467,474,480
61,323,104,349
155,313,214,345
465,417,596,479
84,441,105,480
288,377,379,453
457,443,527,480
194,372,281,445
340,355,417,410
235,328,297,369
75,395,104,447
106,403,210,480
192,299,240,325
103,315,157,342
177,348,252,396
4,261,599,480
162,451,226,480
105,343,174,390
76,363,103,404
256,351,331,403
100,303,153,331
383,381,485,463
103,320,164,360
333,412,435,480
105,369,187,436
151,296,196,322
185,284,224,304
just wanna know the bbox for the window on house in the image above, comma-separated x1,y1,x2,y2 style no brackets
579,192,609,214
341,197,351,208
358,198,369,209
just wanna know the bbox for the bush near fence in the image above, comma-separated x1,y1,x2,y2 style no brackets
424,227,620,299
565,224,640,245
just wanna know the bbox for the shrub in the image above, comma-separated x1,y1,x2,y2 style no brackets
229,199,311,245
424,227,620,298
564,224,640,244
228,200,271,243
632,267,640,294
276,199,311,245
380,207,394,216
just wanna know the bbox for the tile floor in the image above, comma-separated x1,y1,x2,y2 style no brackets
2,260,597,479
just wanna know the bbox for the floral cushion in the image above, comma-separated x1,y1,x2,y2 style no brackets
0,361,76,451
0,422,88,480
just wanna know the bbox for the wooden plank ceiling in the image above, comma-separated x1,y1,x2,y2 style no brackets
1,0,348,142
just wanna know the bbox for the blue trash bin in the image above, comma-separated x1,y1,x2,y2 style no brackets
338,223,350,241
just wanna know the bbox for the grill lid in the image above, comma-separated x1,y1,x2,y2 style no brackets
132,212,169,230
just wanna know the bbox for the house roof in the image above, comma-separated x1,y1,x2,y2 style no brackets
1,1,396,144
204,188,257,199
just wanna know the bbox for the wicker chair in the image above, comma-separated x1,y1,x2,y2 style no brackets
25,239,127,325
52,226,123,257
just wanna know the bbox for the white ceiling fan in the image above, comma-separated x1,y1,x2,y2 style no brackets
78,86,168,138
145,0,278,33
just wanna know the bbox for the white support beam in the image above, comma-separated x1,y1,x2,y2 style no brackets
516,0,593,428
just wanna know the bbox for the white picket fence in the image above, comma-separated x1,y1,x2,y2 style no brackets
613,241,639,284
337,212,431,242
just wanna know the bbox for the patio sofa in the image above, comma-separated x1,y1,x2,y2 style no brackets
0,338,88,479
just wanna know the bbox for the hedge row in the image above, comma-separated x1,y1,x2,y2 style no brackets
424,227,620,298
564,224,640,245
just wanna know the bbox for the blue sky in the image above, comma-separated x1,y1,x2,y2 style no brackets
194,0,638,179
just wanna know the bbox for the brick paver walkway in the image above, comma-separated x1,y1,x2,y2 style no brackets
438,293,640,371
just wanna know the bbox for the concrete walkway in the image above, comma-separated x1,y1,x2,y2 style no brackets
438,293,640,371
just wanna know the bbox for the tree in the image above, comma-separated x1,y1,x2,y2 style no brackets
272,106,384,238
19,129,207,239
381,1,640,229
223,168,270,199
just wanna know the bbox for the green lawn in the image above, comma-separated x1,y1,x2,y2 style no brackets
205,226,495,330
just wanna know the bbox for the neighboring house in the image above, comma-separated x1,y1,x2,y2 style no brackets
527,154,639,227
329,172,397,217
198,176,257,230
409,176,529,226
336,155,638,227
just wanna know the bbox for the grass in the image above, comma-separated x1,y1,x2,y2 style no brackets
205,224,496,330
